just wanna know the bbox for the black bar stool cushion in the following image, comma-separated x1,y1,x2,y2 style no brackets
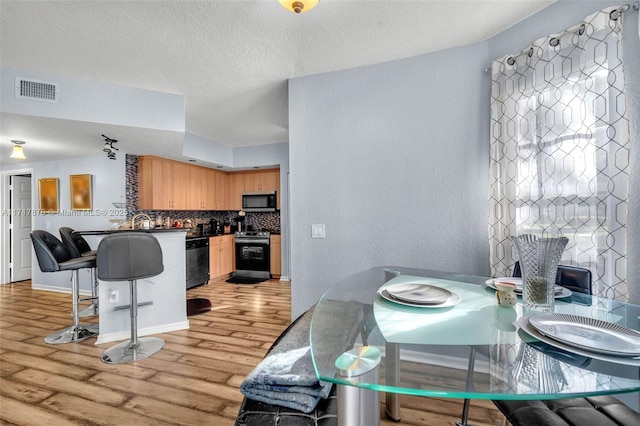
60,227,97,258
97,232,164,281
58,256,97,271
31,230,73,272
494,395,640,426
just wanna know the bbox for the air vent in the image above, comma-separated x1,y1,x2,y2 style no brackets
15,77,59,103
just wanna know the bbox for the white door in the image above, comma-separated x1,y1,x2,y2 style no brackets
10,175,32,282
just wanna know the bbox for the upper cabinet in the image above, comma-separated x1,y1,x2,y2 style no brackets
214,171,229,210
229,173,244,210
244,170,279,192
230,169,281,210
137,155,279,211
138,156,188,210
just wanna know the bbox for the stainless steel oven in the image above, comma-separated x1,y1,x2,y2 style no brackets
234,231,270,279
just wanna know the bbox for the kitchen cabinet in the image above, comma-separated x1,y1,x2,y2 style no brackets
270,234,281,278
228,169,281,210
229,173,244,211
244,170,278,192
209,235,235,278
138,156,188,210
138,155,280,212
190,167,203,210
214,170,229,210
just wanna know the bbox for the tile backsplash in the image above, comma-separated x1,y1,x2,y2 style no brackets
126,154,280,231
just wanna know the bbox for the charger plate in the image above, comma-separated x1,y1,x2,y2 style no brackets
378,286,461,308
385,283,452,304
528,313,640,356
517,317,640,366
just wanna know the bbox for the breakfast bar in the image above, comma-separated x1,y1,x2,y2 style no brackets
77,229,189,344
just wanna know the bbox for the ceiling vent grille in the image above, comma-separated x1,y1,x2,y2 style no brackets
15,77,59,103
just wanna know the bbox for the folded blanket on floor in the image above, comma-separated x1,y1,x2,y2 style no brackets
240,302,366,413
240,345,331,413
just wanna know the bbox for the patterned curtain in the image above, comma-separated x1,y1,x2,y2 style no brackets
488,7,631,301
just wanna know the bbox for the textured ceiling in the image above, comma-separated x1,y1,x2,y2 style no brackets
0,0,554,164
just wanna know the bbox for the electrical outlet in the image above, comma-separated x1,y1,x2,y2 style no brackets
108,289,119,303
311,224,325,238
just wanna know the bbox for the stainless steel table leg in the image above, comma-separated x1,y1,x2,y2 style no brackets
336,346,381,426
385,342,401,421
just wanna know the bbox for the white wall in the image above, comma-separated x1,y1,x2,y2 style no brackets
1,155,126,292
288,0,640,318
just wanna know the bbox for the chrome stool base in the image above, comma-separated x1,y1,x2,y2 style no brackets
79,303,99,317
101,337,164,364
44,323,99,344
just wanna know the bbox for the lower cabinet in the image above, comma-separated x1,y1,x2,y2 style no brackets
210,235,235,278
270,234,281,278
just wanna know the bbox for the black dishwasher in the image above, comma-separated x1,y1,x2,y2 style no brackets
186,237,209,289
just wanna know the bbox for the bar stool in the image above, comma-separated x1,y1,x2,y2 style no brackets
59,227,99,317
97,232,164,364
30,230,98,344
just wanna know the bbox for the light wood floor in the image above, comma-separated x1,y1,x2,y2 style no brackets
0,277,506,425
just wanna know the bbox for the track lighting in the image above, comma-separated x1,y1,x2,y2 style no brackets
101,134,118,160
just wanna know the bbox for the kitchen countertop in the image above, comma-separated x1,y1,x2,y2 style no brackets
75,228,190,235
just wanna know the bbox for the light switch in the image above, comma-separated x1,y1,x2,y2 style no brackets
312,224,325,239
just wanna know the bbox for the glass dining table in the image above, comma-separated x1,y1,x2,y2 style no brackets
309,266,640,424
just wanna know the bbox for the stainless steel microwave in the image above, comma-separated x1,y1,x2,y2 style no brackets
242,191,277,212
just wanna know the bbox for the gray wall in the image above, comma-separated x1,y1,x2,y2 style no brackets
1,67,184,131
289,42,491,318
288,0,640,318
1,155,126,292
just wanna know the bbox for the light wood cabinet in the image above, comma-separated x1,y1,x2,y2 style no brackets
209,235,235,278
244,170,279,192
214,170,229,210
138,156,188,210
228,169,281,211
270,234,281,278
138,155,280,212
187,165,205,210
229,173,245,211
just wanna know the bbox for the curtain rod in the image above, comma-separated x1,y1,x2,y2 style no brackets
483,2,639,73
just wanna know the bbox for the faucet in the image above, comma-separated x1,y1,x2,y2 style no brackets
131,213,152,229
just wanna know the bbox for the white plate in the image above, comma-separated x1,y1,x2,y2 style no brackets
385,283,452,305
378,287,461,308
484,278,572,299
517,317,640,366
528,313,640,356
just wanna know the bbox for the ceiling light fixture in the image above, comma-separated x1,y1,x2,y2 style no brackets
10,140,27,160
279,0,319,14
101,134,118,160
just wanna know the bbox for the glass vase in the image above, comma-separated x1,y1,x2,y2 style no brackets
510,234,568,313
